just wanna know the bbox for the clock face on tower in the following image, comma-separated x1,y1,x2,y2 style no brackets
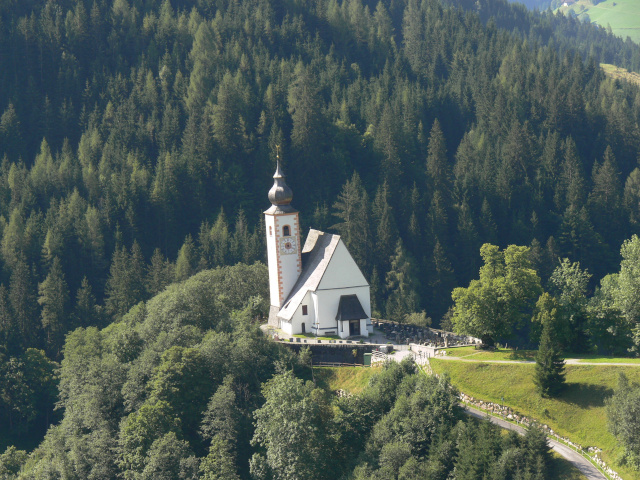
279,236,298,255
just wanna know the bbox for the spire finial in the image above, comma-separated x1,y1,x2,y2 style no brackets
275,145,281,173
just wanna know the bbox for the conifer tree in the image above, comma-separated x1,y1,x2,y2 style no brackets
372,182,397,273
9,258,39,351
332,172,371,273
426,119,450,198
0,285,17,355
230,210,250,265
146,249,174,297
185,22,216,113
534,321,566,397
385,240,420,322
175,234,198,282
429,239,455,318
209,209,229,267
105,242,145,320
624,167,640,227
38,257,69,358
73,277,100,328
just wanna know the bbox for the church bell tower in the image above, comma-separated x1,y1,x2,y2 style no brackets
264,156,302,325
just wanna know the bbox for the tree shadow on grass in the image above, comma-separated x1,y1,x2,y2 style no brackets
505,350,536,361
557,382,614,408
547,453,586,480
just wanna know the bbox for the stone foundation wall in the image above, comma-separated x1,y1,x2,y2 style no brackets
280,342,374,364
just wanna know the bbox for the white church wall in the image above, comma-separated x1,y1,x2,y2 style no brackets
317,241,368,291
314,285,371,338
287,291,315,335
280,319,293,336
264,215,280,306
266,212,302,308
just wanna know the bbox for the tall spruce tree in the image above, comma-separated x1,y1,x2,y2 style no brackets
534,321,566,397
38,257,70,358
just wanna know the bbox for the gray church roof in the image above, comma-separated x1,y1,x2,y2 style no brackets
335,294,368,321
277,229,340,321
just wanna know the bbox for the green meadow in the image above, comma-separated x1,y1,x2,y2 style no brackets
559,0,640,44
431,359,640,479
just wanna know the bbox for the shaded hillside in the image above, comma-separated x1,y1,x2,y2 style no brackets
0,0,640,378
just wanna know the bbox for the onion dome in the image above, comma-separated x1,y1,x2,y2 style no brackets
268,159,293,206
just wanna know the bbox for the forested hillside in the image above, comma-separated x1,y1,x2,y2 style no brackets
2,0,640,454
0,263,557,479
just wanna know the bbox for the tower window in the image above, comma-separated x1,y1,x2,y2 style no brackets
269,226,273,236
283,225,291,236
302,305,308,315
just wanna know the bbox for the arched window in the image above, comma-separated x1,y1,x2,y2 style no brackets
283,225,291,236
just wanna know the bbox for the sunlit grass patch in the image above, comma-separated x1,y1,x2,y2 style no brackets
442,345,536,361
312,366,378,394
432,359,640,479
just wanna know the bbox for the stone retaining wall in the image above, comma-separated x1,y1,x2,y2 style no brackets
459,392,622,480
280,342,375,364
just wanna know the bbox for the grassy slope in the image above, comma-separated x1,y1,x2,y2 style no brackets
442,346,537,360
313,366,378,393
601,63,640,87
431,359,640,479
443,345,640,363
559,0,640,43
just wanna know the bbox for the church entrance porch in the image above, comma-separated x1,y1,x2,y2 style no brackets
349,320,360,336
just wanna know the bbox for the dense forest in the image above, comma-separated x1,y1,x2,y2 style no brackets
0,263,555,479
2,0,640,466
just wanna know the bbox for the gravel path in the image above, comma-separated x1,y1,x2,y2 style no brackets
438,356,640,366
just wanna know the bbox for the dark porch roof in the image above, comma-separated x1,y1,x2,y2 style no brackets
335,294,368,321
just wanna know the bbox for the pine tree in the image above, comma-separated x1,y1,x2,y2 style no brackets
375,103,402,190
105,243,145,319
589,146,623,247
38,257,69,358
332,172,371,274
9,258,39,352
554,137,585,211
175,234,198,282
427,190,449,246
372,182,397,273
0,285,17,355
624,167,640,227
146,249,175,296
385,240,420,322
534,321,566,397
230,210,250,265
429,240,456,318
185,22,217,113
209,209,229,267
426,119,450,198
73,277,100,328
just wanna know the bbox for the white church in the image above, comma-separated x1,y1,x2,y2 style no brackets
265,161,372,339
